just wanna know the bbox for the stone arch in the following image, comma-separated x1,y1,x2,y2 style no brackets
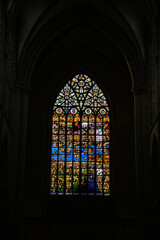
24,46,135,219
16,3,144,90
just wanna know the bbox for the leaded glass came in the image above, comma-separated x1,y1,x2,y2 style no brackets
50,74,110,195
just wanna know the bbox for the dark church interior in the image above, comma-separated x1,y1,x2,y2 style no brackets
1,0,160,239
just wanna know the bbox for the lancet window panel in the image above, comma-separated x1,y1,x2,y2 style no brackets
50,74,110,196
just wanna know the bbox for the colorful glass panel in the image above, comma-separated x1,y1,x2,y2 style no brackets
50,74,110,196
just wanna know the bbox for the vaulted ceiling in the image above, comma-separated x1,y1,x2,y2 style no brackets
6,0,158,89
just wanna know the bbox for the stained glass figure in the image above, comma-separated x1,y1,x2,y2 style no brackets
50,74,110,195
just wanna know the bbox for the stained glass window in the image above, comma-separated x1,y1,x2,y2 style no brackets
50,74,110,196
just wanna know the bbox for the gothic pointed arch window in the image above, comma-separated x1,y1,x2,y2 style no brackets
50,74,110,196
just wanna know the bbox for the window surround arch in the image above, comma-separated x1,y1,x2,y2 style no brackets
49,70,112,197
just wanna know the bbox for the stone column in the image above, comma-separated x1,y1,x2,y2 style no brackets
133,87,150,225
7,87,30,238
